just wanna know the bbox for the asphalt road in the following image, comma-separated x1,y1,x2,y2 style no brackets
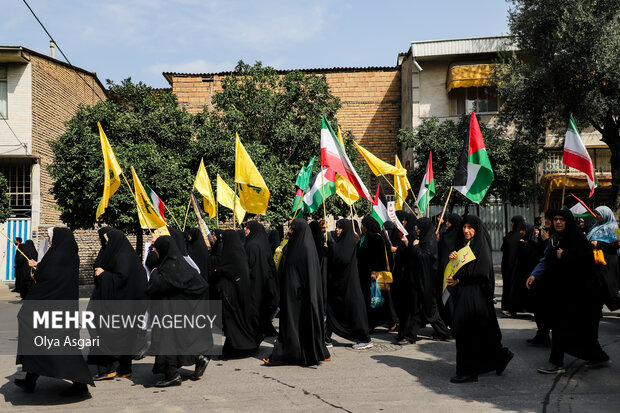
0,285,618,413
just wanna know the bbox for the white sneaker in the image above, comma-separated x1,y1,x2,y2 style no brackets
324,342,333,348
352,341,373,350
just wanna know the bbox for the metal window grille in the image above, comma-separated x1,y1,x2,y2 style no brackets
0,161,31,213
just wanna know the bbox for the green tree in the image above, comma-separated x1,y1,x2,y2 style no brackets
194,61,368,226
0,173,12,223
397,116,542,207
495,0,620,208
49,79,196,238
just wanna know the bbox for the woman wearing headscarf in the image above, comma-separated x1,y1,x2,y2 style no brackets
268,229,282,255
392,210,416,342
500,215,525,316
326,219,372,349
89,227,148,380
14,240,38,299
587,206,620,311
507,222,538,315
169,227,201,275
214,229,262,357
244,221,279,337
188,227,211,282
264,219,330,366
146,235,210,387
437,213,462,326
408,218,451,342
447,215,513,383
15,228,93,396
527,210,609,373
309,220,329,315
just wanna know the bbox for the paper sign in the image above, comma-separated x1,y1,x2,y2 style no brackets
387,201,408,236
442,245,476,292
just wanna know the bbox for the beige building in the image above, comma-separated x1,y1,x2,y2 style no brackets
0,45,105,282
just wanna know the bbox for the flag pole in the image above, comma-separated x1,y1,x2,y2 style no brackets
182,196,192,232
436,187,453,235
561,166,569,205
292,190,304,219
233,181,238,229
119,172,154,238
378,173,419,218
346,180,355,233
163,202,182,230
320,167,328,243
0,228,31,262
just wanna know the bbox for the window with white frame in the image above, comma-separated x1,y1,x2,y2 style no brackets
454,86,499,115
0,65,7,118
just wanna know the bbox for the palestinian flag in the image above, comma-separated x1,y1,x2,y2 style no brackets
417,152,435,214
563,114,596,197
452,111,494,204
291,157,316,215
564,193,595,220
302,168,336,213
144,184,166,222
320,115,372,201
371,183,390,227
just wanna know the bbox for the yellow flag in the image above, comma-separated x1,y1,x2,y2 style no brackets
337,126,345,147
234,133,270,214
353,141,406,177
335,173,359,205
95,122,123,220
394,156,412,210
131,166,167,229
194,158,216,218
217,174,246,223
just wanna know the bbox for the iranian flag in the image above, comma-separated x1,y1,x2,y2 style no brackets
320,115,372,201
452,111,494,203
144,184,166,222
302,168,336,213
563,114,596,197
371,183,390,227
417,152,435,214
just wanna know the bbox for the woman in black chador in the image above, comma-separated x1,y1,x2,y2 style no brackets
500,215,525,316
214,230,262,357
15,228,93,396
187,227,211,282
309,220,329,314
448,215,513,383
14,240,38,299
409,218,451,341
508,222,538,315
244,221,279,337
326,219,372,349
264,219,330,366
528,210,609,374
146,236,210,387
437,213,462,327
89,227,148,380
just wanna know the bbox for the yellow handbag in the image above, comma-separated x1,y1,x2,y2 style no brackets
593,248,607,266
376,247,393,291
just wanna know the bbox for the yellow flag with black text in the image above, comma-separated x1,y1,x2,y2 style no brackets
235,133,270,214
217,174,246,223
131,167,167,229
95,122,123,220
194,158,216,218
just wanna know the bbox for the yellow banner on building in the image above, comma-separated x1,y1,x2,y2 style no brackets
394,156,411,210
194,158,216,218
217,174,246,224
235,133,270,214
95,122,123,220
131,166,167,229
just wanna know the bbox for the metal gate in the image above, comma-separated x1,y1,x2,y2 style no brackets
0,219,31,282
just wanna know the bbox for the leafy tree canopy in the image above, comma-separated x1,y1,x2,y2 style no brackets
0,173,12,223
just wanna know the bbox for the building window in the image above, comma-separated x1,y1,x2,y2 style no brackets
455,86,498,115
542,148,611,174
0,160,31,215
0,65,7,119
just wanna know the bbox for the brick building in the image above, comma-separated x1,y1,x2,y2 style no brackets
0,45,106,282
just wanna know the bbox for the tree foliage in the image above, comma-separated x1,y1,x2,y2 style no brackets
495,0,620,207
397,116,543,206
0,173,12,223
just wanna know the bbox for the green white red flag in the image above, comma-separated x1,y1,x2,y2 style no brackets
417,152,435,214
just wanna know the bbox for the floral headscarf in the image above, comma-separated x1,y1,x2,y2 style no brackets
587,206,618,243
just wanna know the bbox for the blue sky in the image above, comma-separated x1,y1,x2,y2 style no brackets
3,0,511,88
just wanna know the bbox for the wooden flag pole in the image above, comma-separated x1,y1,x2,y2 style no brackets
561,166,569,205
163,202,182,230
436,187,453,235
233,181,238,229
378,173,419,218
120,171,154,238
320,167,328,242
292,190,305,219
182,196,192,232
0,228,31,261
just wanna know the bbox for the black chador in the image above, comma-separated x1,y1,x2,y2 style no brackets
309,220,329,313
450,215,513,383
14,240,37,299
214,230,262,357
326,219,371,344
508,222,538,314
244,221,279,337
187,227,211,282
266,219,330,366
500,215,525,314
410,218,451,340
393,210,416,342
437,213,462,326
15,228,93,396
89,227,148,380
146,236,210,387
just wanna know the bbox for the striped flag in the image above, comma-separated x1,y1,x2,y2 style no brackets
144,184,166,222
564,193,595,220
563,114,596,197
417,152,435,214
371,183,390,227
302,168,336,213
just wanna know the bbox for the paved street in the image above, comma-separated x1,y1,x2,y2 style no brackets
0,284,618,413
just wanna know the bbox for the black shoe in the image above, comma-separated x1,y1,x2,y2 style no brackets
496,349,514,375
14,378,35,393
526,335,551,347
537,364,565,374
155,374,182,387
193,356,209,380
586,356,610,368
59,383,89,397
450,375,478,383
